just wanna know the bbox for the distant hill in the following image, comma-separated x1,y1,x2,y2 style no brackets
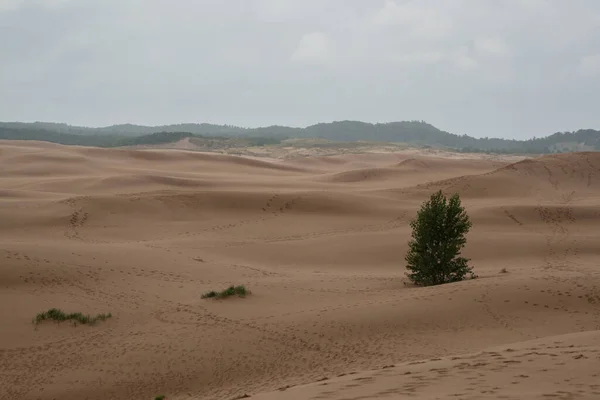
0,126,124,147
1,121,599,154
0,128,282,149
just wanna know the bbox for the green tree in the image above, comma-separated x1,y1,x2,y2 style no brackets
405,190,473,286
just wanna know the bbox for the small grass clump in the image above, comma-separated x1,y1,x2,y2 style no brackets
201,285,249,299
500,268,509,274
154,396,166,400
33,308,112,326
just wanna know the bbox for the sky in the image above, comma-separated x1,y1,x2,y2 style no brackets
1,0,599,139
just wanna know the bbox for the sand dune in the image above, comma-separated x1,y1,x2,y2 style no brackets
321,156,505,185
1,140,600,400
253,330,600,399
387,152,600,203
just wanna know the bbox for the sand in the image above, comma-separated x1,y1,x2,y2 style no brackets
1,140,599,400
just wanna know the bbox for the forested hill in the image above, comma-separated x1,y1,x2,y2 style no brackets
1,120,599,154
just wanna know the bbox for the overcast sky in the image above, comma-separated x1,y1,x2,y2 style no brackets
1,0,599,138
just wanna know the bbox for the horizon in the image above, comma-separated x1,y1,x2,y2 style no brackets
2,119,597,141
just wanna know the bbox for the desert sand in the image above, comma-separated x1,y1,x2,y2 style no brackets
1,140,599,400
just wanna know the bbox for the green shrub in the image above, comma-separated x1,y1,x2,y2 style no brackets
405,190,474,286
201,285,249,299
34,308,112,326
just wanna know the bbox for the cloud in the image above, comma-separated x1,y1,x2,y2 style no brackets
453,46,479,70
370,0,453,39
391,51,445,67
474,36,511,57
0,0,24,11
0,0,599,137
0,0,71,10
578,54,600,76
290,32,331,66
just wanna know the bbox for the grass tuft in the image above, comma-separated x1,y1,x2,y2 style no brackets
33,308,112,326
201,285,249,299
154,396,166,400
500,268,508,274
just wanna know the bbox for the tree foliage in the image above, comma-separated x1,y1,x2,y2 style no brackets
405,190,473,286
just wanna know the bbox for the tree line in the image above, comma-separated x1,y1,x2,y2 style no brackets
1,121,599,154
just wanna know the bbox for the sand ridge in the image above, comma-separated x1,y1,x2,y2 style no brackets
1,140,600,400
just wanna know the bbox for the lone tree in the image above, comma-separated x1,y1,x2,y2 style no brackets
405,190,473,286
